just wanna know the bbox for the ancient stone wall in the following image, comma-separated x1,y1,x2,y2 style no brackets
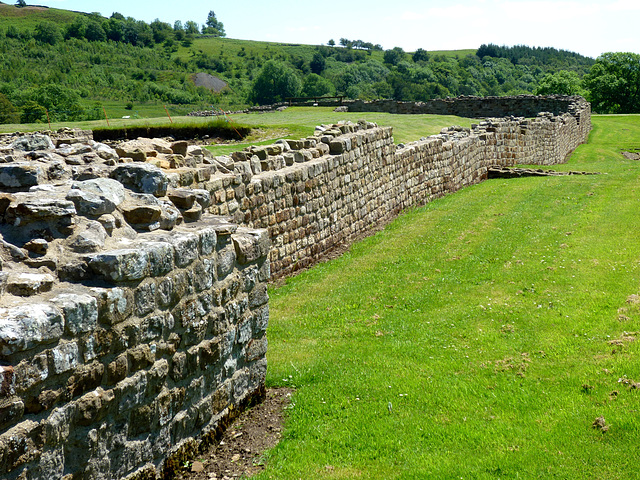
346,94,590,118
171,97,591,278
0,96,590,479
0,134,270,479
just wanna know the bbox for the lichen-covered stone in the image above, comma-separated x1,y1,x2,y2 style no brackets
50,293,98,335
0,164,44,189
10,134,54,152
6,273,54,297
88,248,149,282
111,164,168,197
0,304,63,354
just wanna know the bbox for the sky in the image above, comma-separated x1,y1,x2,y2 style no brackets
29,0,640,59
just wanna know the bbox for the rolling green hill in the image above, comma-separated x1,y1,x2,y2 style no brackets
0,2,599,125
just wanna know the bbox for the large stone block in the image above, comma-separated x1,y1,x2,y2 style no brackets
50,293,98,335
0,164,44,189
0,304,64,355
88,249,149,282
110,164,169,197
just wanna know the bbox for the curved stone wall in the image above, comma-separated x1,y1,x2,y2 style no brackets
0,95,590,479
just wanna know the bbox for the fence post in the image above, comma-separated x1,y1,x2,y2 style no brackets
164,105,173,124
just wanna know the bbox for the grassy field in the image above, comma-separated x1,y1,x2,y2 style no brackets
259,115,640,479
0,107,475,153
0,3,80,28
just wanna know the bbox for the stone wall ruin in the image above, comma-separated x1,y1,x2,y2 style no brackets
0,95,591,479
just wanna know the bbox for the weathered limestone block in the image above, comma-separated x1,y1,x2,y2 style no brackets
66,177,125,216
5,195,76,226
10,134,54,152
111,163,169,197
50,293,98,335
6,272,54,297
51,341,80,374
0,304,64,355
88,248,149,282
67,218,108,253
0,163,44,189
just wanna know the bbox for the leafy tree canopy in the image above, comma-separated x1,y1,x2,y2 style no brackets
384,47,406,66
535,70,583,96
583,52,640,113
412,48,429,63
33,21,63,45
0,93,19,124
249,60,301,104
202,10,225,37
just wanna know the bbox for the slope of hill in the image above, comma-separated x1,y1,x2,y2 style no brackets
0,3,598,124
0,2,81,26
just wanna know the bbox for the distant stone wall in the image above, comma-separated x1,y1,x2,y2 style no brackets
0,95,590,479
347,94,590,119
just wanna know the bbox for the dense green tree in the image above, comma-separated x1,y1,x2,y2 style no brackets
202,11,225,37
85,20,107,42
33,21,63,45
310,52,326,75
535,70,582,95
65,17,87,40
185,21,200,35
25,84,84,121
104,17,125,42
301,73,335,97
150,19,173,44
384,47,405,66
583,52,640,113
0,93,19,124
249,60,301,104
412,48,429,63
20,101,47,123
16,0,27,7
328,39,335,47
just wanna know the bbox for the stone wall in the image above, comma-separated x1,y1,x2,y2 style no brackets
346,94,590,118
0,133,270,479
0,95,590,479
184,96,591,278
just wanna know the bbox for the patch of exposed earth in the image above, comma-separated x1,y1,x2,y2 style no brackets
177,388,293,480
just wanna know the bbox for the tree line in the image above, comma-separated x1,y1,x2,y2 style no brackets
9,9,225,48
0,10,637,125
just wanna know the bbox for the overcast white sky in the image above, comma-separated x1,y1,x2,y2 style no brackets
31,0,640,58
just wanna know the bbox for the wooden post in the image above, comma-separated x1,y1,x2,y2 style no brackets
102,106,110,127
164,105,173,124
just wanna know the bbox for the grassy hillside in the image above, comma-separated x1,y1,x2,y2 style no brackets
0,2,81,26
261,114,640,478
0,3,596,125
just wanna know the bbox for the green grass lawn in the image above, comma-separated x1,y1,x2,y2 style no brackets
0,107,474,155
260,115,640,479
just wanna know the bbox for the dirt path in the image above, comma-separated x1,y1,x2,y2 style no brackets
177,388,293,480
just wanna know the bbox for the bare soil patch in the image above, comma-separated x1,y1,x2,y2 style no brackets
178,388,293,480
192,73,229,93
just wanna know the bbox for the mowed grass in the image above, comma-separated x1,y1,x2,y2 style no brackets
260,115,640,479
0,107,474,154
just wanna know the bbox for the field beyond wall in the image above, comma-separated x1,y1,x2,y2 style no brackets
262,115,640,479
